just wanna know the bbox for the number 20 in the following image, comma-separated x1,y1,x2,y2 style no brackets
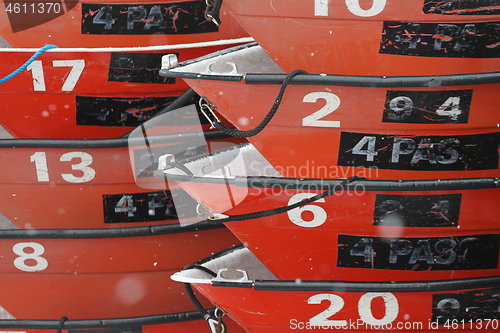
309,293,399,327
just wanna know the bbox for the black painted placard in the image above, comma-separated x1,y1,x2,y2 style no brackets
103,190,197,223
76,96,176,127
380,21,500,58
432,287,500,325
423,0,500,15
108,53,176,84
382,90,472,124
81,1,218,35
337,234,500,270
337,132,500,171
373,194,462,227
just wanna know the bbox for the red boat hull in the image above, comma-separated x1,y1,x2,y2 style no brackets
0,0,248,48
162,44,500,180
184,78,500,180
0,229,238,320
157,143,500,282
172,179,500,282
176,246,500,333
222,0,500,75
0,130,242,320
0,40,251,139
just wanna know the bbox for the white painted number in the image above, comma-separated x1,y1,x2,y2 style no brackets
26,60,46,91
352,136,378,161
314,0,328,16
30,152,49,182
115,195,137,217
60,152,96,183
26,59,85,92
30,151,96,183
302,92,341,128
52,60,85,91
308,293,399,327
287,193,327,228
345,0,386,17
314,0,386,17
358,293,399,325
308,294,347,327
436,97,461,119
13,242,48,272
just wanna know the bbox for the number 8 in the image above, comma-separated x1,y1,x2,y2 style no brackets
13,242,48,272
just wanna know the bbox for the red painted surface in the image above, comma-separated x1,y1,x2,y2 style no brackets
222,0,500,75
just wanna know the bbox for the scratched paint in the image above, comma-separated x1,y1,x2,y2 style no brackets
382,90,472,124
337,132,500,171
102,190,197,223
380,21,500,57
432,287,500,324
81,1,218,35
424,0,500,15
108,53,176,84
337,234,500,270
373,194,461,227
76,96,177,127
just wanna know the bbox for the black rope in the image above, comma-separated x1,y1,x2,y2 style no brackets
184,283,209,318
208,176,364,223
193,265,217,277
213,69,308,137
183,266,225,333
183,265,217,318
56,316,68,333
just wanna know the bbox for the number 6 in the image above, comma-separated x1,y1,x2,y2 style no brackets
287,193,327,228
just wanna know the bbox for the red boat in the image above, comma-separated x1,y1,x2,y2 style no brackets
0,105,241,229
173,245,500,332
0,226,238,320
0,38,252,139
0,112,246,325
207,0,500,76
0,0,248,48
156,142,500,282
160,43,500,181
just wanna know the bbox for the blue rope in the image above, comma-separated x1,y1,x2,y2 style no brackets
0,44,59,85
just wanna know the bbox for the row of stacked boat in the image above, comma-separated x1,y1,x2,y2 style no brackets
0,1,250,333
155,0,500,332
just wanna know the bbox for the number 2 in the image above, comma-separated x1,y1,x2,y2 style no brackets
302,92,341,128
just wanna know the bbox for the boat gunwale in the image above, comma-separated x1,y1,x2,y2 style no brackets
0,309,213,329
161,43,500,87
179,245,500,292
0,220,225,239
0,130,228,149
0,37,255,53
155,168,500,191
